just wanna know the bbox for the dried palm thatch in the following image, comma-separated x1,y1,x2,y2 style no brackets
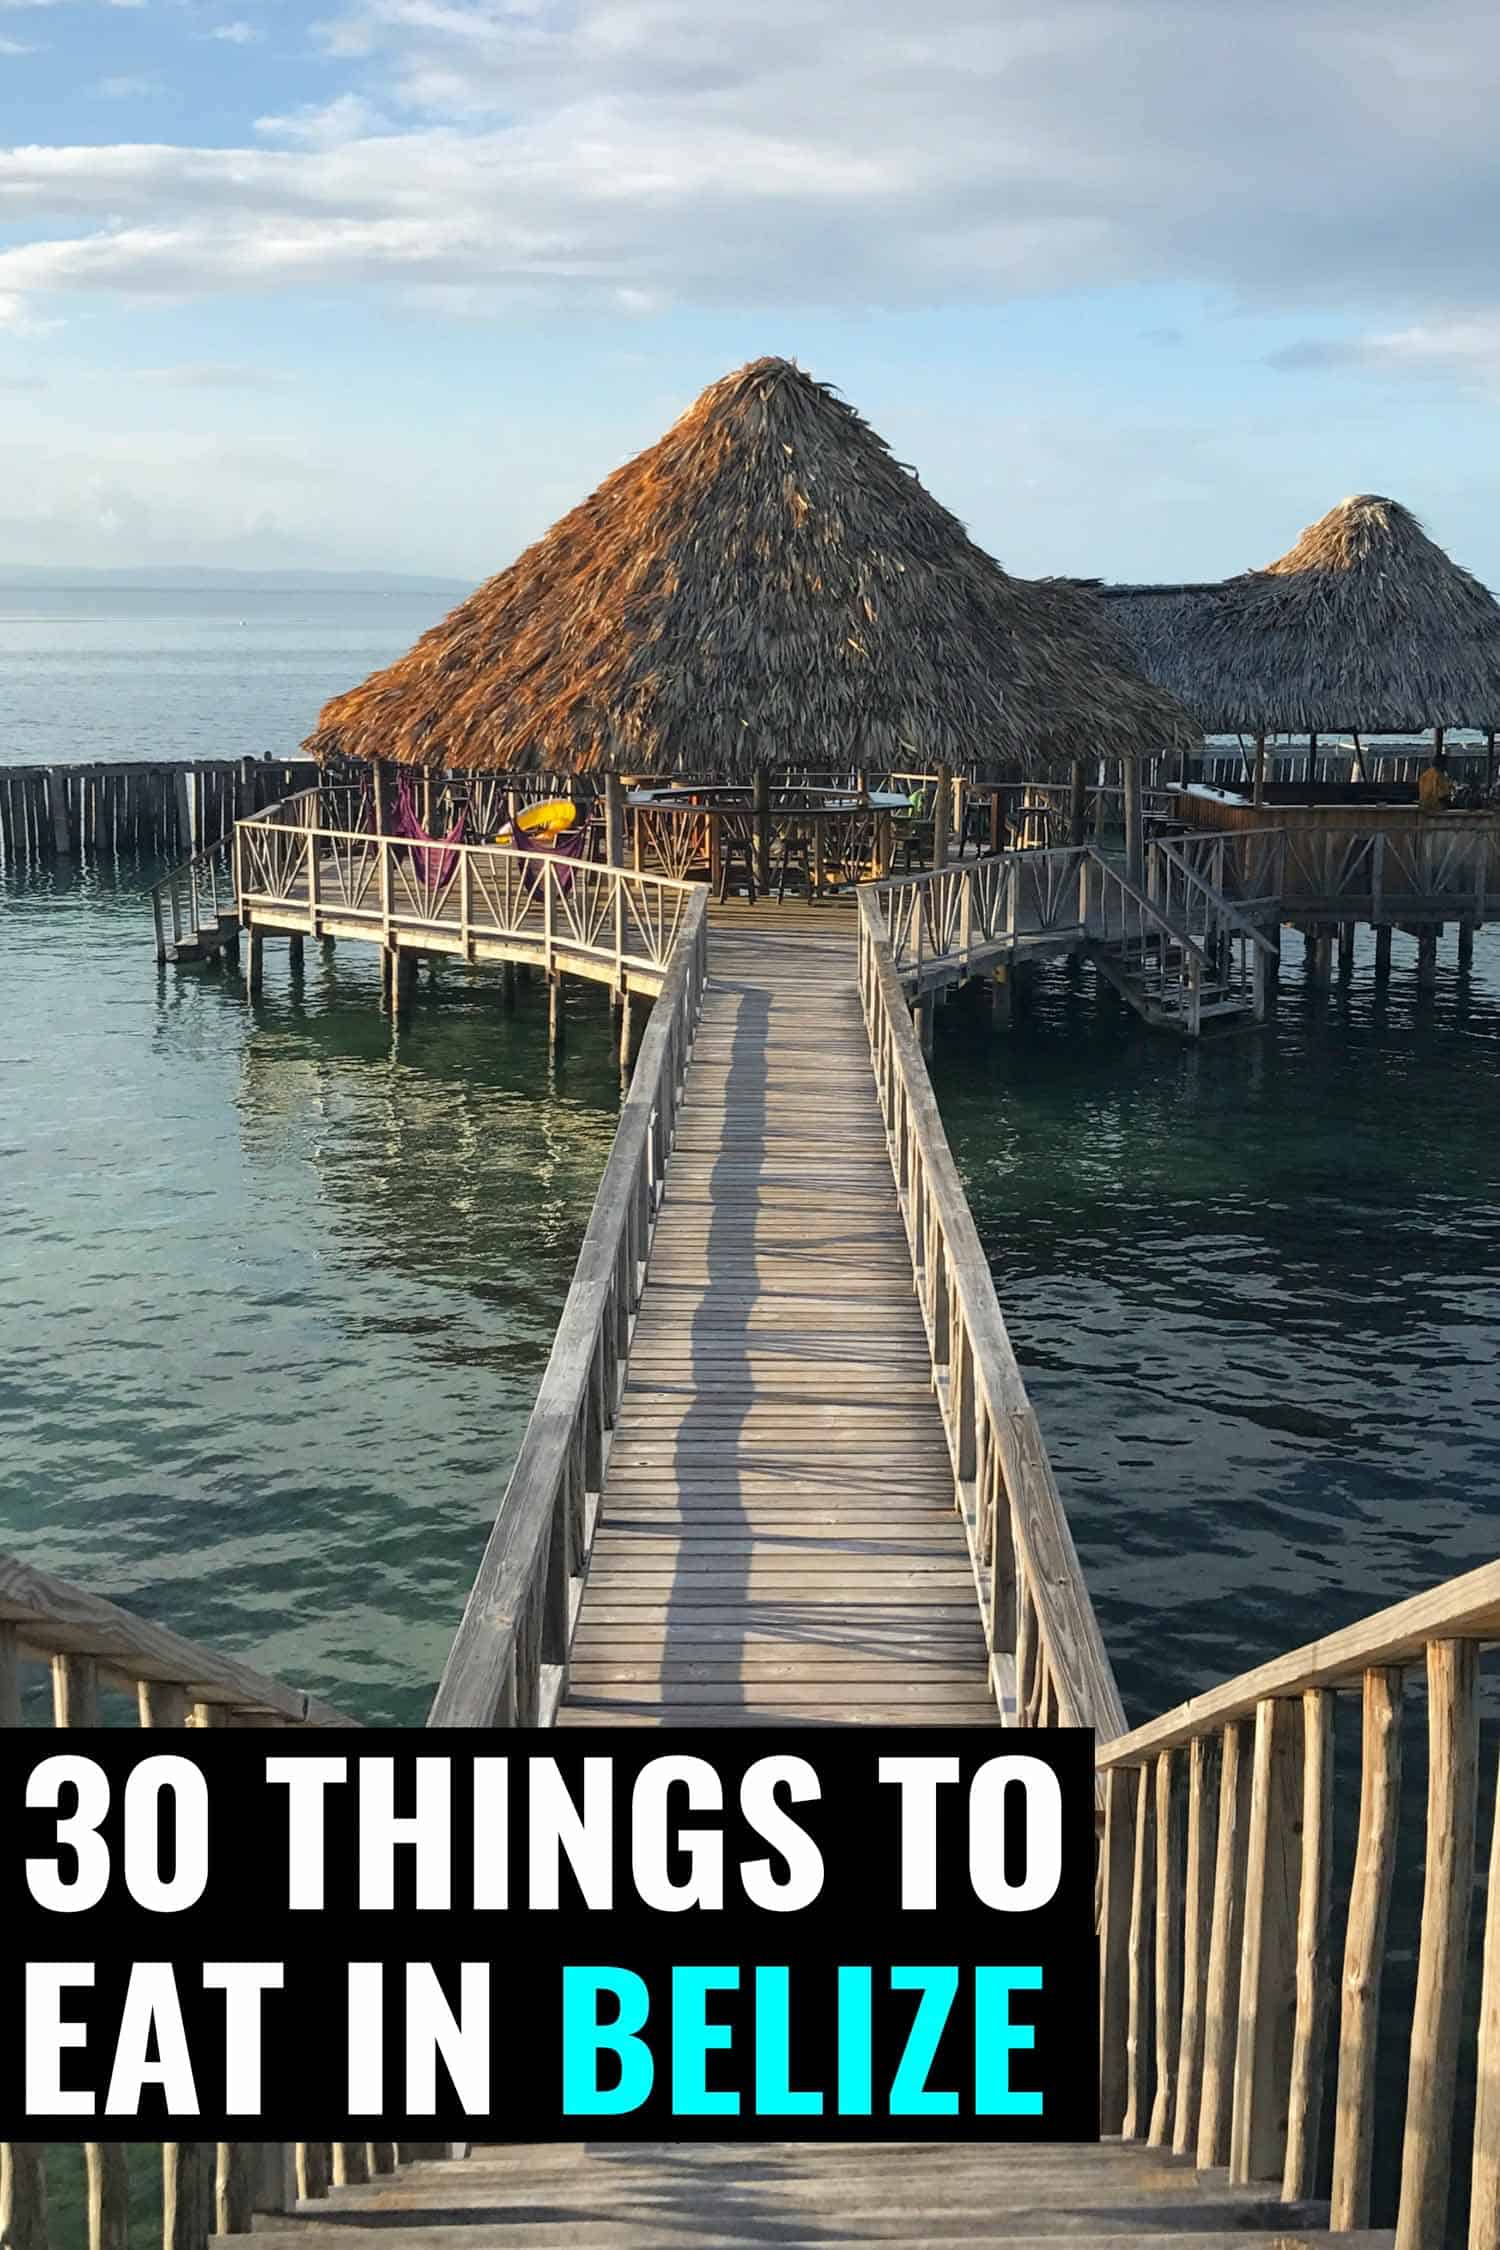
1101,495,1500,734
305,357,1192,777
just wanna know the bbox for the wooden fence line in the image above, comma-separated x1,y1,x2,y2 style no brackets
1098,1557,1500,2247
0,759,313,869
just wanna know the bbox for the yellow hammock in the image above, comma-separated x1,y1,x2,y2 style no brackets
495,798,578,845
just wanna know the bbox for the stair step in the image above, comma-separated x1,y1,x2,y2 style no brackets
235,2228,1390,2247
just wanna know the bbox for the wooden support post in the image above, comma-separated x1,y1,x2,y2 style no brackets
915,992,935,1059
1486,728,1497,795
1068,758,1087,847
1330,1667,1404,2229
605,771,625,869
1469,1732,1500,2247
394,949,418,1018
1306,928,1331,986
619,990,637,1074
1174,1734,1216,2155
1458,920,1475,972
52,1651,99,1727
933,761,952,868
1099,1765,1138,2136
1252,733,1267,808
216,2143,256,2236
1,2146,48,2250
1396,1639,1478,2250
753,764,771,896
246,929,264,999
1123,755,1143,886
1123,1760,1154,2140
1148,1748,1181,2147
1308,731,1319,784
138,1680,189,1727
1417,927,1439,990
989,964,1013,1027
163,2144,215,2250
1337,922,1355,978
549,970,566,1055
1229,1697,1302,2184
501,960,517,1014
295,2143,330,2201
287,932,304,976
1282,1690,1335,2202
86,2145,129,2250
1374,924,1392,977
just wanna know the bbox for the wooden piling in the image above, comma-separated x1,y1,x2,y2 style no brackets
549,970,566,1055
753,764,771,895
605,772,625,869
1375,925,1393,977
1458,920,1475,972
1068,759,1087,847
1252,733,1267,809
246,930,264,998
933,762,952,868
287,933,305,975
1123,755,1143,886
1337,923,1355,978
1417,928,1439,990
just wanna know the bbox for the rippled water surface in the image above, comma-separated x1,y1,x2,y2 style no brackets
935,926,1500,1725
1,586,622,1722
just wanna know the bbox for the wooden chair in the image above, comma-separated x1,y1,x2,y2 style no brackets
776,823,813,901
717,826,758,903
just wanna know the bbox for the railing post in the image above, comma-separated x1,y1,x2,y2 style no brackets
1282,1689,1335,2201
1330,1666,1404,2229
1229,1696,1302,2184
1198,1719,1251,2168
1148,1747,1182,2146
1396,1639,1478,2250
1099,1765,1138,2134
1173,1734,1215,2155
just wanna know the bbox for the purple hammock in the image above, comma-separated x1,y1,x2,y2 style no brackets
393,779,466,887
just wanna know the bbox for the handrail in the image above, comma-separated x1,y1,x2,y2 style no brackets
856,889,1127,1744
1147,836,1281,958
149,830,237,962
235,804,697,989
0,2142,447,2249
0,1547,356,1726
1095,1556,1500,2244
1098,1555,1500,1769
428,884,709,1727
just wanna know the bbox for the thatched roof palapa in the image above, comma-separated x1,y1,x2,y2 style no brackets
306,357,1192,778
1100,496,1500,736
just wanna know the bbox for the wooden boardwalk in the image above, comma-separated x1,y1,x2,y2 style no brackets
559,902,1000,1728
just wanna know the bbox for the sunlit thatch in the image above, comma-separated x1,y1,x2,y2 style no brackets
306,357,1192,777
1101,496,1500,734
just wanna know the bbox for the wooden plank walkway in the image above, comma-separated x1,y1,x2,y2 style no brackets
559,902,1000,1729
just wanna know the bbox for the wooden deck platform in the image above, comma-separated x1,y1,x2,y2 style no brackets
558,902,1002,1729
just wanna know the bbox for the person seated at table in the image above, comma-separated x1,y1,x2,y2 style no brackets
1419,748,1455,810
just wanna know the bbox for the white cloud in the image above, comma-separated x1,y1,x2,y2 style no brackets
94,73,158,96
254,91,387,141
0,0,1495,335
0,31,37,46
209,18,259,39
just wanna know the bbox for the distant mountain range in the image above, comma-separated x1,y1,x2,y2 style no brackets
0,565,472,594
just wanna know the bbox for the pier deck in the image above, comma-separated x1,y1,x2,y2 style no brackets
559,903,1000,1728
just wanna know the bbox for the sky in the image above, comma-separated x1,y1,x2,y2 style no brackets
1,0,1498,584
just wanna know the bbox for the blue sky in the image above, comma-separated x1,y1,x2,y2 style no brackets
2,0,1498,584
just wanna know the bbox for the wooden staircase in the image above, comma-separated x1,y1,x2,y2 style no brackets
225,2142,1393,2245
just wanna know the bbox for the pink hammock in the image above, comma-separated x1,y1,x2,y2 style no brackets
393,779,466,887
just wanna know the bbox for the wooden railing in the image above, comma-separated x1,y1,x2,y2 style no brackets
855,889,1126,1742
148,833,237,963
0,1548,356,1729
234,794,697,994
0,2141,449,2249
868,847,1224,1029
1097,1559,1500,2247
1146,836,1281,1020
428,885,709,1727
2,1552,373,2248
866,846,1093,990
0,758,313,870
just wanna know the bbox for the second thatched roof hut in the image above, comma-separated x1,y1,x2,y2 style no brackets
1100,496,1500,736
305,357,1192,778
